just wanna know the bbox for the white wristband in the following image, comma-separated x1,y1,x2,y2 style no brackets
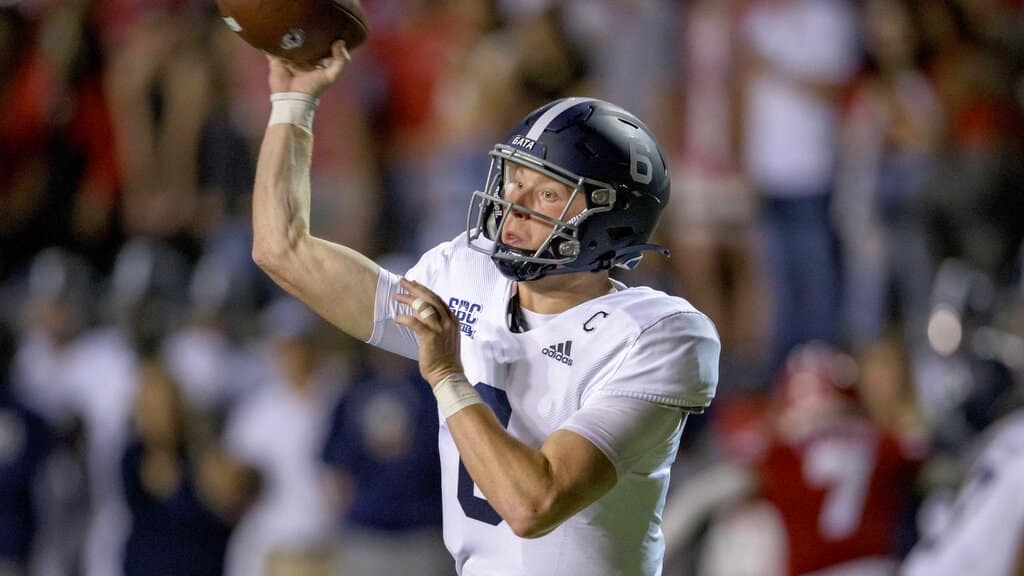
269,92,319,134
434,373,483,419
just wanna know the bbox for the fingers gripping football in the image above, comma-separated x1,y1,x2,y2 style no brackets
266,40,350,97
395,279,464,387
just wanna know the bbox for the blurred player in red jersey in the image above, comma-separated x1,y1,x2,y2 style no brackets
758,342,925,576
665,342,926,576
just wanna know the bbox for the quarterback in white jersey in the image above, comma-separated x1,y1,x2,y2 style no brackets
250,42,720,576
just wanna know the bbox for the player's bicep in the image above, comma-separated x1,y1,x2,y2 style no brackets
267,235,380,342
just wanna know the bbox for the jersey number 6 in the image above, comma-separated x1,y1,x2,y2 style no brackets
458,382,512,525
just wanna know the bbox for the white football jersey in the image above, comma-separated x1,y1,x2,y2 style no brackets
902,410,1024,576
368,233,720,576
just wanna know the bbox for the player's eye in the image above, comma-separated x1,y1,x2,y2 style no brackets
540,189,560,203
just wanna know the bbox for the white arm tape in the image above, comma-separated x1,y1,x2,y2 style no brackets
434,373,483,419
268,92,320,134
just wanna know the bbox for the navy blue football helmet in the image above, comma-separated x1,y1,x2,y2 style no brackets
466,97,671,282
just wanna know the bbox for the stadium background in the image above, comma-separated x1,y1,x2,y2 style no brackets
1,0,1023,574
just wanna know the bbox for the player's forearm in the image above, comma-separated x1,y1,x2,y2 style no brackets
447,406,605,539
252,124,314,269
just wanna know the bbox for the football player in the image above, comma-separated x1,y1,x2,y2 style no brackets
663,343,923,576
251,42,720,575
757,344,922,576
902,409,1024,576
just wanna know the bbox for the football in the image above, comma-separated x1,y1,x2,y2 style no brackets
216,0,368,66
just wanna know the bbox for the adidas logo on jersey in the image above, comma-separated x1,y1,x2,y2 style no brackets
542,340,574,366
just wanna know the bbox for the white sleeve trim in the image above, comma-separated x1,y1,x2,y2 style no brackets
560,395,685,479
366,267,420,360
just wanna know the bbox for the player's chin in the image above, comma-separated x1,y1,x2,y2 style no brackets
503,241,543,254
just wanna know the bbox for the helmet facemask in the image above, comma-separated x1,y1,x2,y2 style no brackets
467,144,618,281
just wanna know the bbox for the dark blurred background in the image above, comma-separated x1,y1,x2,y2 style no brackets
1,0,1023,575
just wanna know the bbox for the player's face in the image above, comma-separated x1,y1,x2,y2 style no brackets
500,164,585,251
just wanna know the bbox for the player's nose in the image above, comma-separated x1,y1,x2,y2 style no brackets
509,198,532,219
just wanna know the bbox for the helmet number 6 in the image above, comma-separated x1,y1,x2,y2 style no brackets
629,140,654,185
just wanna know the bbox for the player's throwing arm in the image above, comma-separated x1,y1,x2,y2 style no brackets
250,41,380,342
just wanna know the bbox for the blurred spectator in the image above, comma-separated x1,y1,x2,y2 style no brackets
918,0,1024,287
0,2,120,278
120,354,254,576
306,68,381,258
222,298,344,576
504,5,589,109
105,238,191,349
740,0,860,370
161,249,266,414
668,0,765,381
0,318,54,574
102,1,255,256
837,0,943,352
9,250,94,576
12,249,96,429
368,0,496,253
369,0,486,158
321,346,448,576
29,419,90,576
562,0,676,125
59,238,189,576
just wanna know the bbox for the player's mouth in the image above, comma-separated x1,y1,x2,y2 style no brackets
501,231,526,248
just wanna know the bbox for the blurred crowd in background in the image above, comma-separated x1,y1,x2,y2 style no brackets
1,0,1023,574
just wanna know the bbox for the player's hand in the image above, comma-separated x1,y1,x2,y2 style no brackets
395,279,464,388
267,40,350,98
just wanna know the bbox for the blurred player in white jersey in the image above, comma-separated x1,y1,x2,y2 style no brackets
250,42,720,575
902,409,1024,576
